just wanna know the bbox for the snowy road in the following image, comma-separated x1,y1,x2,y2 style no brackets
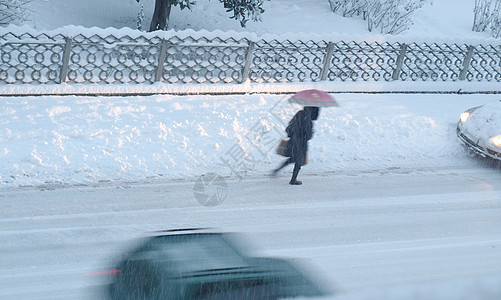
2,164,501,299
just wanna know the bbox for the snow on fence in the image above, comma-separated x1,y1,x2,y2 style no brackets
0,30,501,85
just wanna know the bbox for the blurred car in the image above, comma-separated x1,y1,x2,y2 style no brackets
106,228,327,300
457,101,501,161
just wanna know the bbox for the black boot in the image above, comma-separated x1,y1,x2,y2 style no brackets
289,164,302,185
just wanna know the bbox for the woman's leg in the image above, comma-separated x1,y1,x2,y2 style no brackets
272,158,293,175
289,163,302,185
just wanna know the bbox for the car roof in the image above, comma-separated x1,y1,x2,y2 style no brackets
139,230,251,274
150,227,218,236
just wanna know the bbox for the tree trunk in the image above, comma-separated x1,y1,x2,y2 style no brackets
149,0,173,31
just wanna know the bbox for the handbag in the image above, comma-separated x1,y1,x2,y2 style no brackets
276,139,289,157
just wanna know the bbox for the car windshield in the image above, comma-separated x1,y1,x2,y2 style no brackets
153,235,250,273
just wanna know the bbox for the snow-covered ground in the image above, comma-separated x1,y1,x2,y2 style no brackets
0,93,499,189
2,1,501,299
2,93,501,300
25,0,494,40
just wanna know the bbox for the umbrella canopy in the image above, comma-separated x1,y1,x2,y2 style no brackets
288,89,339,107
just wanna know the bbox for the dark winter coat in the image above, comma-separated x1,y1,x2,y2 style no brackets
285,108,316,166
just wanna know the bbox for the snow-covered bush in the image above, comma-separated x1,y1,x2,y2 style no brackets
491,1,501,38
136,2,144,30
328,0,423,35
473,0,493,32
328,0,367,17
366,0,423,34
473,0,501,38
221,0,265,27
0,0,30,26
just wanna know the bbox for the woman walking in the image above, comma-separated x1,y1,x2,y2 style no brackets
272,106,319,185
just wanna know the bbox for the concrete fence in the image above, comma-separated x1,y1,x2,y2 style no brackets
1,30,500,85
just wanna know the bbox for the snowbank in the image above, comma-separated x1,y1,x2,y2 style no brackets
1,92,498,189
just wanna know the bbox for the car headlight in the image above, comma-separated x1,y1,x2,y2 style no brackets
460,111,470,123
490,135,501,147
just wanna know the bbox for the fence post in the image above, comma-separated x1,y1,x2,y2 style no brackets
392,43,407,80
241,41,255,83
60,37,72,83
155,39,169,82
321,42,335,81
459,45,474,81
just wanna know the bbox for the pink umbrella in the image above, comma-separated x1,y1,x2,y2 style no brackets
288,89,339,107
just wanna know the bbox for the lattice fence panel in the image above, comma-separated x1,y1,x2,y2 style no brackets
66,34,161,84
468,44,501,81
249,39,327,82
400,43,468,81
0,41,65,83
327,41,399,81
159,36,248,84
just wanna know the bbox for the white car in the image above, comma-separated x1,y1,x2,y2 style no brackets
457,101,501,161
